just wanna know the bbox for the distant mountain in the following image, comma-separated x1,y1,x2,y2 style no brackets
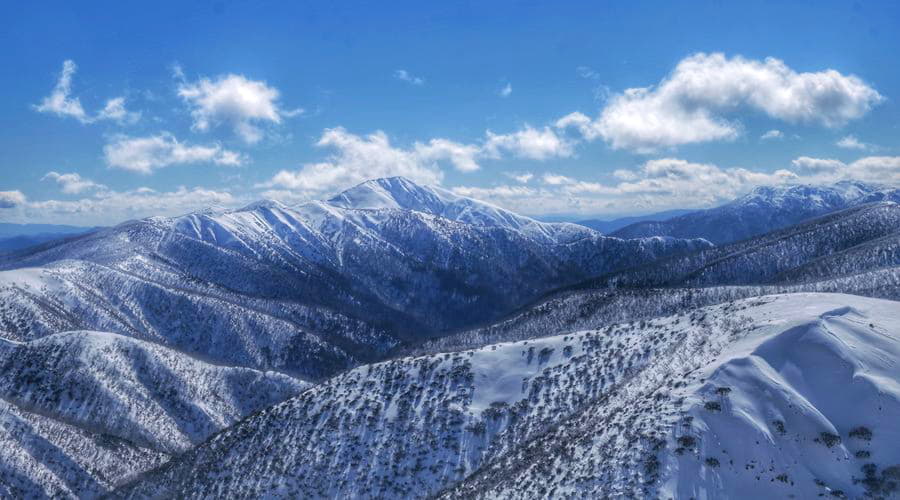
576,209,695,234
0,223,98,254
611,181,900,244
0,330,305,498
416,201,900,354
0,177,708,380
116,293,900,499
0,222,94,238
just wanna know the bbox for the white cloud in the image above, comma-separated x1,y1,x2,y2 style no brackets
791,156,845,175
451,152,900,217
760,129,784,140
177,73,301,144
541,173,576,185
836,135,872,151
104,133,245,174
499,83,512,98
34,60,139,125
559,53,883,152
451,158,800,217
42,172,107,194
259,124,576,198
96,97,141,124
393,69,425,86
35,60,87,122
792,155,900,183
0,190,26,209
259,128,445,197
504,172,533,184
414,138,482,172
484,126,574,161
846,156,900,182
14,186,238,225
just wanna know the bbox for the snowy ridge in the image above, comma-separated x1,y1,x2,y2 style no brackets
327,177,595,244
612,180,900,244
116,293,900,499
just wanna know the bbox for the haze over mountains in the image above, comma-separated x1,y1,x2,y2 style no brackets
0,176,899,498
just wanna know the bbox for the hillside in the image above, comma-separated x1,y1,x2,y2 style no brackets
116,293,900,499
0,330,306,498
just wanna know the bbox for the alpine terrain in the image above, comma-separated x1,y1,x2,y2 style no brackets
0,178,899,499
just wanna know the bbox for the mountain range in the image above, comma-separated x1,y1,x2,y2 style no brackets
0,176,899,498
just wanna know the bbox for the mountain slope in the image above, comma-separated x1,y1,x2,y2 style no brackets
0,330,306,498
0,177,708,379
611,181,900,244
575,209,695,234
115,293,900,499
587,202,900,290
446,294,900,499
414,202,900,356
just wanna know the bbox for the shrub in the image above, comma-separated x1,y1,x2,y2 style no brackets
704,401,722,412
772,420,786,436
849,426,873,441
677,435,696,448
705,457,720,468
818,432,841,448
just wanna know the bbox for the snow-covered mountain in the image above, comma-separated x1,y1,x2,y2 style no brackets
116,293,900,499
0,330,306,498
414,201,900,355
612,181,900,244
327,177,595,244
0,177,708,379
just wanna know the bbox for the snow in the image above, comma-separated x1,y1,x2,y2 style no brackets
113,293,900,499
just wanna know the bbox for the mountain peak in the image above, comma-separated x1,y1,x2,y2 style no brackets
328,176,454,212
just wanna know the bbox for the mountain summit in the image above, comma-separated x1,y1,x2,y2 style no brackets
329,176,592,244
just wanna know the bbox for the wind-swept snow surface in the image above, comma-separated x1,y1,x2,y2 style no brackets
118,293,900,499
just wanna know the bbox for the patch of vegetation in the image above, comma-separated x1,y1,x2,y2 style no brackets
849,426,873,441
772,420,786,436
705,457,720,468
704,401,722,412
816,432,841,448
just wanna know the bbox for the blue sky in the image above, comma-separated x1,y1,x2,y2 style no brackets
1,0,899,224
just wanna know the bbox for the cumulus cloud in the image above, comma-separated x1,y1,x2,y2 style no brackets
13,186,238,225
451,158,799,217
34,60,139,124
259,128,446,197
414,138,482,173
259,124,576,198
96,97,141,124
0,190,26,209
836,135,872,151
104,133,244,174
483,126,574,161
558,53,882,152
450,152,900,217
760,129,784,140
393,69,425,86
177,73,301,144
791,155,900,183
42,172,107,194
504,172,534,184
